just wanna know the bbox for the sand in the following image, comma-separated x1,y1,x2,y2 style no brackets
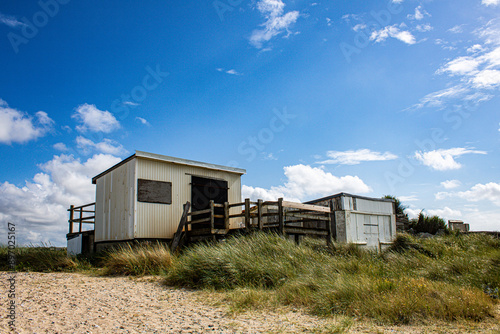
1,272,499,333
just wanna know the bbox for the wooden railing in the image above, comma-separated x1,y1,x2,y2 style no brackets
172,198,337,251
68,203,95,234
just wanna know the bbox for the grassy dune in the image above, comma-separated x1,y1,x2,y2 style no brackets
1,232,499,325
164,232,500,324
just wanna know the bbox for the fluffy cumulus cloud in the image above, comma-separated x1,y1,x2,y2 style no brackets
436,182,500,206
76,136,128,156
407,6,430,21
72,103,120,133
0,99,54,144
0,154,121,246
242,164,371,202
414,147,486,171
370,24,416,45
250,0,299,49
441,179,461,189
426,207,462,220
318,149,397,165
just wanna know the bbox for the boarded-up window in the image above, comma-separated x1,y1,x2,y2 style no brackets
137,179,172,204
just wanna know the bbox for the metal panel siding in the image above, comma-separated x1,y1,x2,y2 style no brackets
94,159,136,242
355,198,393,215
135,158,242,239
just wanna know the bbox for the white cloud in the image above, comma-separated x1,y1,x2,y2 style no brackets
242,164,371,202
399,195,419,202
72,103,120,133
0,100,54,144
135,117,151,126
426,207,462,220
482,0,500,6
250,0,300,49
0,154,121,246
448,25,464,34
0,12,26,28
123,101,139,106
437,56,480,76
412,19,500,111
416,24,433,32
472,69,500,88
370,25,416,45
226,69,242,75
441,179,461,189
408,6,429,21
76,136,128,156
467,44,484,53
414,147,487,171
318,149,397,165
53,142,68,151
436,182,500,210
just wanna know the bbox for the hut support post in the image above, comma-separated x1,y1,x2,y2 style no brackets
69,205,74,234
209,200,215,232
224,202,230,230
257,199,263,230
79,207,83,233
278,198,284,235
245,198,250,231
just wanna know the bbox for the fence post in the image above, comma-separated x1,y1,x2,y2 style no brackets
69,205,74,234
209,200,215,232
224,202,230,230
278,198,284,235
79,207,83,233
328,199,336,246
245,198,251,231
257,199,263,230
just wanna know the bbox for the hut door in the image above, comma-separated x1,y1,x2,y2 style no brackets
191,176,228,229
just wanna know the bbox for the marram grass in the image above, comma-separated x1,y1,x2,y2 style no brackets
164,232,499,324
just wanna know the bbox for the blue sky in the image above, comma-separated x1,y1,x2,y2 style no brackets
0,0,499,246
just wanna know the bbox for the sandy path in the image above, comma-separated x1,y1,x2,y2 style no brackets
0,272,499,333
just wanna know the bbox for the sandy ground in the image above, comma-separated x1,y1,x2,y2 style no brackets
0,272,499,334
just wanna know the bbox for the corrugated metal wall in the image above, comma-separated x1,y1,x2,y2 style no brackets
134,158,242,239
94,159,136,243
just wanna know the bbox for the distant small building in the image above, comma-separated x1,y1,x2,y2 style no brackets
305,193,396,250
448,220,470,232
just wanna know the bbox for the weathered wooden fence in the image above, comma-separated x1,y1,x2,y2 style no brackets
68,202,95,234
172,198,336,251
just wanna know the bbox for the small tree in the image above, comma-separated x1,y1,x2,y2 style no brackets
382,195,407,216
410,211,447,235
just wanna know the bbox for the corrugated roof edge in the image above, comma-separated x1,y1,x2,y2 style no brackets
304,192,395,204
91,151,246,184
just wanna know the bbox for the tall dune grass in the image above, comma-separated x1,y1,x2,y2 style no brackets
101,242,173,276
0,243,80,272
164,232,500,324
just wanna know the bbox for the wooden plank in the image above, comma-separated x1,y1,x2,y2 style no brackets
284,227,329,236
327,199,334,247
188,208,212,216
284,212,329,221
79,207,83,233
171,201,191,252
189,217,211,225
68,202,96,211
282,201,331,213
228,213,245,219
